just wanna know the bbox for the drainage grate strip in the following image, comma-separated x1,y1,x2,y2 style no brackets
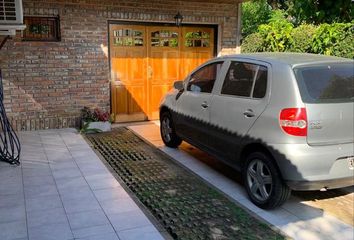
86,128,285,240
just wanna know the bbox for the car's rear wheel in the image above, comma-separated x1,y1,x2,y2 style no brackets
243,152,291,209
160,111,182,148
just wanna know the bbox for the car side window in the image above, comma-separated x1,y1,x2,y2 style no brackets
252,66,268,98
221,62,258,97
187,62,224,93
221,61,267,98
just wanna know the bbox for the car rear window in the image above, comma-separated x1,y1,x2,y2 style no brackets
294,63,354,103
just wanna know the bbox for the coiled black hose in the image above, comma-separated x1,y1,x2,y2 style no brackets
0,37,21,165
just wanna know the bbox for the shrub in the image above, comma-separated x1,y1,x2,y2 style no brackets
241,20,354,59
331,32,354,59
241,32,264,53
312,22,354,58
258,10,294,52
288,24,317,53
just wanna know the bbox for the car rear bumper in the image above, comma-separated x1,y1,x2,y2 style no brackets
268,142,354,191
286,176,354,191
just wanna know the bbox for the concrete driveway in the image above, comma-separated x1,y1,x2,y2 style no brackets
0,129,165,240
128,121,354,240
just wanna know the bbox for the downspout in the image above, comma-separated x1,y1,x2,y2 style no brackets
235,2,242,53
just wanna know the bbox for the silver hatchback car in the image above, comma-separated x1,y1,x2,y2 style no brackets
159,53,354,209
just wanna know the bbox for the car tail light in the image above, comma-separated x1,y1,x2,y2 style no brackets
280,108,307,136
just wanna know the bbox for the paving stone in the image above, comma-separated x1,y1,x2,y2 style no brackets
52,167,82,180
0,193,25,208
59,185,95,202
22,167,52,178
117,225,164,240
78,163,108,175
77,232,120,240
26,194,62,212
0,204,26,224
23,175,55,187
0,175,22,186
0,182,23,196
84,172,115,182
93,186,130,202
27,207,68,228
56,176,88,192
28,222,73,240
49,161,77,171
72,224,116,239
70,150,98,158
108,210,152,232
100,198,139,216
80,167,111,177
62,195,101,214
0,220,27,240
67,209,110,230
24,183,58,199
86,177,120,190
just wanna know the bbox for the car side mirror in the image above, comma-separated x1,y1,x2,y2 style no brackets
173,81,184,91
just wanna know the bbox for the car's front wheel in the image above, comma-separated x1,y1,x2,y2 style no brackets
243,152,291,209
160,111,182,148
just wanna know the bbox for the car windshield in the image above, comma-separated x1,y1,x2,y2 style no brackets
294,62,354,103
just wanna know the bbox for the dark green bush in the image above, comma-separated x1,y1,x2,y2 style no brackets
288,24,317,52
332,33,354,59
241,32,264,53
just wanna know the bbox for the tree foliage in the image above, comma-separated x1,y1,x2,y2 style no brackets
289,0,354,25
242,0,354,38
240,0,354,59
241,0,272,37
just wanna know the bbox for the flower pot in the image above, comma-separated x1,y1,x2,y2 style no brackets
84,121,111,132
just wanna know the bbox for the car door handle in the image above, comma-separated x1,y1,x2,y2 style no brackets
243,109,255,118
201,102,209,109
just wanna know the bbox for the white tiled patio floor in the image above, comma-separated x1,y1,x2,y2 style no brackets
129,122,354,240
0,129,165,240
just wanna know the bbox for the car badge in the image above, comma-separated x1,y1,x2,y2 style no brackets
309,120,322,129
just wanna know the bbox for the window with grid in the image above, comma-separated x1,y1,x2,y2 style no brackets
22,16,61,41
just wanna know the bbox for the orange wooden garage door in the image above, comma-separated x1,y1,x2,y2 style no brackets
110,24,215,122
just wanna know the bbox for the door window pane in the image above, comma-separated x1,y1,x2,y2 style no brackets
184,31,211,47
187,62,224,93
150,30,178,47
113,28,144,46
252,66,268,98
221,62,258,97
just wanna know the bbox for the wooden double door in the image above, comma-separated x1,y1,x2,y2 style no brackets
110,24,215,122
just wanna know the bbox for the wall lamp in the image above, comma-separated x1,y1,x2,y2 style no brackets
174,12,183,27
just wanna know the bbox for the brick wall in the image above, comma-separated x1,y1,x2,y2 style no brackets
0,0,242,131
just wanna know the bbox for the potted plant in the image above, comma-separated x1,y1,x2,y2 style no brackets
80,107,113,133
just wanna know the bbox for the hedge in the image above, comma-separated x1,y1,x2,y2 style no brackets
241,21,354,59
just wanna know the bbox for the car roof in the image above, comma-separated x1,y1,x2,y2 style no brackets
219,52,353,67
